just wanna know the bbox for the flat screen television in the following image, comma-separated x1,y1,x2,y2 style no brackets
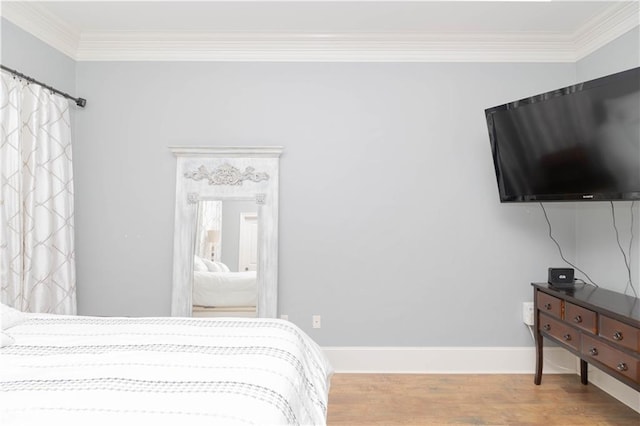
485,67,640,202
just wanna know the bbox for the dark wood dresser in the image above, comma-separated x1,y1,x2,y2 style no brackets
532,283,640,391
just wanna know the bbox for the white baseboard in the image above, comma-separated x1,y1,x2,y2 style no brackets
586,363,640,413
322,346,639,412
323,346,576,374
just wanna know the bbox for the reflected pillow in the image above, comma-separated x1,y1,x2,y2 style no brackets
1,303,26,331
216,261,231,273
202,258,223,272
201,259,231,273
193,256,207,272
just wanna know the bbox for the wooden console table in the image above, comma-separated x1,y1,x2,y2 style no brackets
532,283,640,391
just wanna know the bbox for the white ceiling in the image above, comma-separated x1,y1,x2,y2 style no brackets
5,1,620,33
2,1,639,62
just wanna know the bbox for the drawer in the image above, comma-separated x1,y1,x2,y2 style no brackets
565,302,597,334
537,291,562,319
582,334,640,384
599,316,640,352
539,313,580,352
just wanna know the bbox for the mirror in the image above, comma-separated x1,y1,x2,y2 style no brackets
170,147,283,318
192,199,260,318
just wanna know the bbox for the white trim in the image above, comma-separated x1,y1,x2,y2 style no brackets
322,346,577,374
2,2,637,62
572,2,640,61
169,146,284,158
586,362,640,413
322,346,639,413
1,2,79,60
74,32,576,63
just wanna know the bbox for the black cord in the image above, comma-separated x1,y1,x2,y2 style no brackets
617,201,638,298
610,202,633,288
572,278,588,288
629,201,635,266
628,202,636,297
540,202,599,287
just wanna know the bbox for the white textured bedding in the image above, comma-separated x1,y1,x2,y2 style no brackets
0,314,333,425
193,271,257,307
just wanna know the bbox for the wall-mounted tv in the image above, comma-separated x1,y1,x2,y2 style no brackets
485,67,640,202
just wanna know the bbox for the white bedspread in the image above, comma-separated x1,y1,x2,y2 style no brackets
193,271,257,307
0,315,333,425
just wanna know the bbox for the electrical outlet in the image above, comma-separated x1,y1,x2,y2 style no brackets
523,302,534,326
280,314,288,321
312,315,321,329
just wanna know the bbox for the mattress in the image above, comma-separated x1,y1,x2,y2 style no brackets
0,314,333,425
193,271,257,307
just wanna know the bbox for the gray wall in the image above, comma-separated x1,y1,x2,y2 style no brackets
576,27,639,82
3,18,638,346
1,19,76,95
574,27,640,297
73,60,577,346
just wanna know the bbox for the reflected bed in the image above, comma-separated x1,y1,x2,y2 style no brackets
192,270,257,308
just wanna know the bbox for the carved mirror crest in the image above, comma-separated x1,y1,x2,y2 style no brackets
170,147,283,318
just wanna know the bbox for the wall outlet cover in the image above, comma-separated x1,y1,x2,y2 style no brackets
523,302,534,326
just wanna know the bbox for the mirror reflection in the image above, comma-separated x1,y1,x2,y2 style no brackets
192,200,259,318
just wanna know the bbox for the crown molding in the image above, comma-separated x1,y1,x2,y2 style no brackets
1,2,79,59
572,1,640,61
75,31,577,62
2,2,638,63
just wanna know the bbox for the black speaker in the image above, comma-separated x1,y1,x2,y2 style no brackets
548,268,575,288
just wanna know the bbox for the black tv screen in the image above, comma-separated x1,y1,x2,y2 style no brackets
485,67,640,202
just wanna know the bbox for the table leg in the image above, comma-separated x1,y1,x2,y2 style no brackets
580,359,588,385
534,325,543,385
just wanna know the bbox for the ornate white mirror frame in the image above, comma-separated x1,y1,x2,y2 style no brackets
170,146,283,318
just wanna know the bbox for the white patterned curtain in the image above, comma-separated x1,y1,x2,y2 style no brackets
0,72,77,314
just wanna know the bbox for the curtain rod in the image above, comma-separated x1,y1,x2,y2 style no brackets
0,64,86,108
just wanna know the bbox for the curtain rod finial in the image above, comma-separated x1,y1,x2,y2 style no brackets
76,98,86,108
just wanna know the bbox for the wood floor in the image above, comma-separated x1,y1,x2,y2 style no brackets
327,374,640,425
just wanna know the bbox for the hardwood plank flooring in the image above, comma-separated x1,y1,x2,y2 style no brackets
327,374,640,425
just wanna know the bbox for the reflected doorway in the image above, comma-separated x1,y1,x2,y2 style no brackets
238,212,258,272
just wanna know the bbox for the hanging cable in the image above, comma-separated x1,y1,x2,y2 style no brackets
629,201,636,296
615,201,638,298
610,202,633,288
540,202,598,287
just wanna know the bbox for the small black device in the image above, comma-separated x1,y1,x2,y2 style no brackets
548,267,575,288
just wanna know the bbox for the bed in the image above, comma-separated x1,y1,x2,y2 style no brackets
0,306,333,425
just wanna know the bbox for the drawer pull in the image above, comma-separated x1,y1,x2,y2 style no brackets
616,362,628,372
543,324,551,331
589,347,598,356
573,315,582,323
544,303,552,310
563,334,572,341
613,331,623,341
